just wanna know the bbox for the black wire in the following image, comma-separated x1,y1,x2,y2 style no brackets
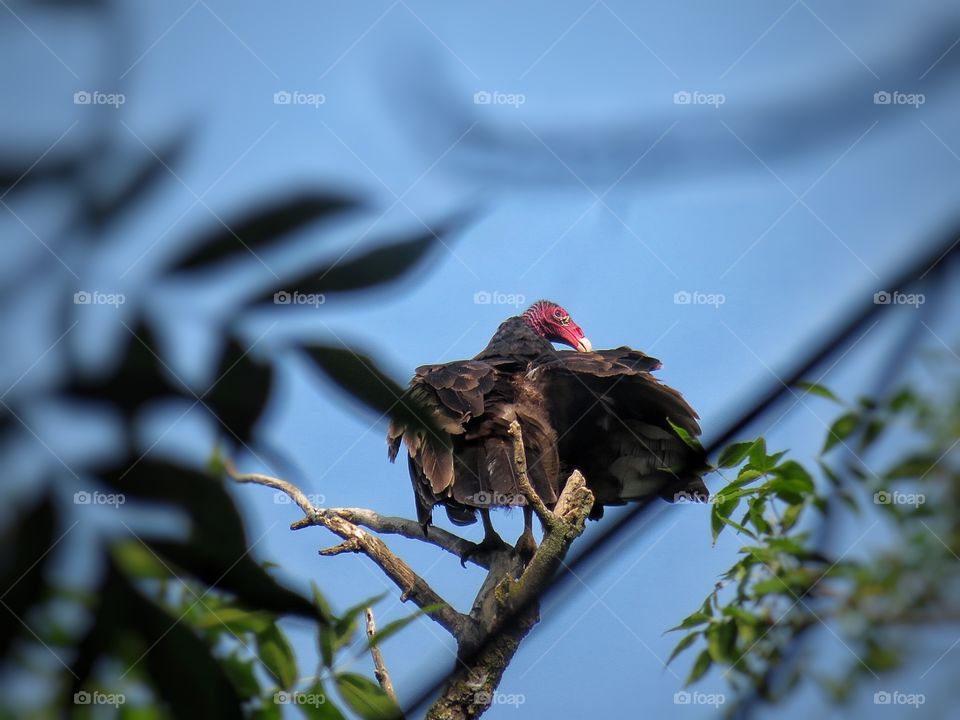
403,218,960,716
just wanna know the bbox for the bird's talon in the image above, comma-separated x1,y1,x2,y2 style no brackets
459,535,512,566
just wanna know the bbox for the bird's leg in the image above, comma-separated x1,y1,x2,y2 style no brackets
514,504,537,563
460,508,511,567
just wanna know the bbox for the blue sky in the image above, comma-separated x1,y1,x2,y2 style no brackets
3,1,960,717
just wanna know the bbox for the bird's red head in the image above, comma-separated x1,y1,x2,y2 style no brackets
522,300,592,352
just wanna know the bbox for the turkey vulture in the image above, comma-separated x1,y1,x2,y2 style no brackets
387,300,707,559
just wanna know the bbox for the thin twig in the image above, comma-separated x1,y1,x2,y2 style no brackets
507,420,556,530
365,607,401,710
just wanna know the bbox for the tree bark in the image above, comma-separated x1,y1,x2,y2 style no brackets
228,422,595,720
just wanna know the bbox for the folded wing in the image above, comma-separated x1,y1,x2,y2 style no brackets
527,347,708,517
388,359,560,530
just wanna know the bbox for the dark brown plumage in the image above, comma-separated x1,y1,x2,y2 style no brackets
387,301,707,555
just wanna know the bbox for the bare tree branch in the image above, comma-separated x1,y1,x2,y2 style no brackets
226,463,471,640
293,508,489,568
428,468,594,720
226,452,595,720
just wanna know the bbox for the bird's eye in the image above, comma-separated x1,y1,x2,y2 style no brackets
558,315,570,326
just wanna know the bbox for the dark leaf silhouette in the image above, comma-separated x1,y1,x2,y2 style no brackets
83,128,194,232
71,558,243,720
0,493,56,661
171,192,357,272
301,344,447,445
203,337,273,447
248,221,459,307
0,146,95,197
65,319,184,418
96,459,325,622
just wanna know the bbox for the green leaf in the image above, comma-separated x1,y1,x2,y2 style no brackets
748,438,767,469
295,679,347,720
767,536,810,556
667,612,712,633
818,460,843,487
752,577,790,597
721,606,759,625
714,473,764,505
888,388,915,412
780,502,805,532
311,582,335,624
193,607,274,635
318,628,335,670
712,496,751,542
707,618,737,664
859,418,886,451
667,418,704,452
737,468,764,484
111,540,170,580
822,412,860,454
312,584,336,668
252,701,283,720
686,649,712,685
717,441,757,468
886,454,937,480
334,673,399,720
256,624,298,691
222,654,260,699
711,504,726,544
768,461,815,497
795,381,842,403
746,496,771,535
666,632,700,666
